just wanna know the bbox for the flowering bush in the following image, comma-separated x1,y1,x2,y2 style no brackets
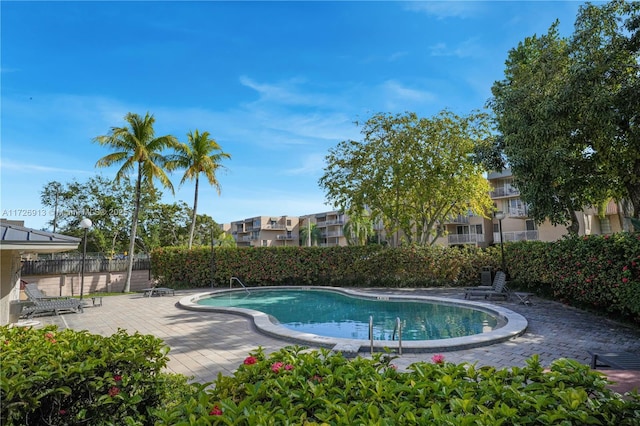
3,328,639,424
507,233,640,323
0,325,193,425
151,346,640,425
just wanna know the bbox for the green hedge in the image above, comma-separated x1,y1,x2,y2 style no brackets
151,245,500,289
506,233,640,322
3,327,638,425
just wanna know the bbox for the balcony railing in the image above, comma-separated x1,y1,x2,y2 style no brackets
490,186,520,198
276,234,295,240
493,230,539,242
508,207,529,218
264,224,287,230
446,214,470,224
447,234,485,244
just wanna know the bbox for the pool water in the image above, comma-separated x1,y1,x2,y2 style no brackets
198,289,498,341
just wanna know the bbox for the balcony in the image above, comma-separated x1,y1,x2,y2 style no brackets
493,230,539,242
446,214,470,224
276,234,295,240
447,234,485,245
508,207,529,218
264,224,287,230
326,230,343,238
490,186,520,198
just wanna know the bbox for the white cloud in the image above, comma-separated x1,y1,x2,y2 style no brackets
282,153,327,176
429,37,484,58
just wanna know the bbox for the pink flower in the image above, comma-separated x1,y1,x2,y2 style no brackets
243,356,258,365
209,405,223,416
113,375,122,382
623,266,628,271
622,278,629,283
59,409,67,415
432,354,445,365
108,386,120,397
284,364,294,371
271,362,284,372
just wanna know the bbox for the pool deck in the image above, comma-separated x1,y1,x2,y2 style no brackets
30,287,640,394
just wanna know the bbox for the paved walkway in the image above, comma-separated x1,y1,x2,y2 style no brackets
32,288,640,392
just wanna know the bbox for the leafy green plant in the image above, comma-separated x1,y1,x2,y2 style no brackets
151,346,640,425
0,325,195,426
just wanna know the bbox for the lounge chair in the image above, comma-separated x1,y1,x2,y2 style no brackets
24,282,70,301
464,271,509,300
465,271,505,291
589,351,640,370
20,295,84,318
141,284,175,297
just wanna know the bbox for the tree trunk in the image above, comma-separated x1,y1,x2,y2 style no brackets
188,176,199,249
123,165,142,293
567,209,580,236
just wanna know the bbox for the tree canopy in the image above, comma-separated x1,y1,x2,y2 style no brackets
319,111,494,247
488,0,640,232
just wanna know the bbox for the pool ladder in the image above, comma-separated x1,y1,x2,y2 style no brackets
230,276,250,294
369,316,402,356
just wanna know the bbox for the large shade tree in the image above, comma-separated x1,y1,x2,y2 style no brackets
488,0,640,233
489,23,607,235
167,129,230,249
320,111,494,247
94,112,180,292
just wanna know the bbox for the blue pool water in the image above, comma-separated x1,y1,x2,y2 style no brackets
198,289,498,341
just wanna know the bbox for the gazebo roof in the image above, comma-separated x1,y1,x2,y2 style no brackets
0,221,80,253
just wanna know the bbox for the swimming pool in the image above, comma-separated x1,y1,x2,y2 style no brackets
178,286,528,353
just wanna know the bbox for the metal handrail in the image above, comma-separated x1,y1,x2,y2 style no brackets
230,276,250,294
392,317,403,355
369,315,374,355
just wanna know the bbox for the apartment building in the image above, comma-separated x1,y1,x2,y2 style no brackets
487,169,624,243
225,170,625,248
310,211,347,247
229,215,300,247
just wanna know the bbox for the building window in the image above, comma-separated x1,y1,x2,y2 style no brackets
475,224,483,235
286,219,291,226
525,220,536,231
262,240,268,247
457,225,469,235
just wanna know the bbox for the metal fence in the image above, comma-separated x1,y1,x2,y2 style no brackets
21,257,151,275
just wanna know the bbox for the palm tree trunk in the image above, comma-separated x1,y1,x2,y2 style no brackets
188,176,199,249
124,165,142,293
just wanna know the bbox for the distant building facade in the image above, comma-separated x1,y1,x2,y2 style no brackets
224,169,625,248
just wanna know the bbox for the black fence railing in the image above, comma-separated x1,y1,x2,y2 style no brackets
21,258,151,275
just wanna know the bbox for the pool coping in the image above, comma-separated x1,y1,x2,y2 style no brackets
177,286,528,353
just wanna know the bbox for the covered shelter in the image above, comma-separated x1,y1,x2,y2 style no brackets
0,220,80,325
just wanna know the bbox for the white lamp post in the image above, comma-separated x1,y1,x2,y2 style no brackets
79,218,92,300
494,211,506,273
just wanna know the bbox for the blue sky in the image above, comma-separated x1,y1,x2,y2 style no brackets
2,1,587,231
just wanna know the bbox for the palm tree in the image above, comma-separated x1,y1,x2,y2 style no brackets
94,112,179,292
300,221,322,246
343,211,375,246
167,129,230,249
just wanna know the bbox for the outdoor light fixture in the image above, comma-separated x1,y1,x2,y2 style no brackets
494,211,506,273
79,218,92,300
